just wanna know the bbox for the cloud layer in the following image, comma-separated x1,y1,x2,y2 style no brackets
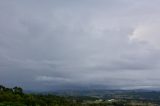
1,0,160,91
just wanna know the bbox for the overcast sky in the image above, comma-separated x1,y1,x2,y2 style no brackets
1,0,160,91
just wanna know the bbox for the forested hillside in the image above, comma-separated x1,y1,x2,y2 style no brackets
0,85,81,106
0,85,158,106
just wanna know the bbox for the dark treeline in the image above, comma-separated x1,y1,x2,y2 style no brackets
0,85,158,106
0,85,82,106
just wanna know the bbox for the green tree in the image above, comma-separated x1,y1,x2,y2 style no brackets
13,86,23,95
0,85,5,91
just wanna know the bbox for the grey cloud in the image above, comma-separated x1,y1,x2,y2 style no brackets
0,0,160,91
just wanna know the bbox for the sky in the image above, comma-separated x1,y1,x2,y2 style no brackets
1,0,160,91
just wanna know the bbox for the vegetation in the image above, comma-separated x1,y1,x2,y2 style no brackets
0,85,159,106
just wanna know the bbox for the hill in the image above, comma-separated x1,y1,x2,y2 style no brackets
0,85,159,106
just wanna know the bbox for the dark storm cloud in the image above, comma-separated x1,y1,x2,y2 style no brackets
1,0,160,90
